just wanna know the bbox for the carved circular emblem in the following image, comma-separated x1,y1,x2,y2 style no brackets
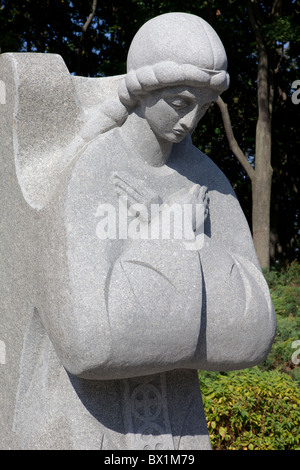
131,383,162,422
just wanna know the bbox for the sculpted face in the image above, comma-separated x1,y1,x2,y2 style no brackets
138,86,218,143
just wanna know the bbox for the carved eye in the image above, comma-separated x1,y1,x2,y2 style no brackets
167,97,189,109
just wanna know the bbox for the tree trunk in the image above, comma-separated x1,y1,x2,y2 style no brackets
216,92,272,270
247,0,273,270
252,121,273,270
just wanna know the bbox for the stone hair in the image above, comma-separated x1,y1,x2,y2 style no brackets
118,60,230,109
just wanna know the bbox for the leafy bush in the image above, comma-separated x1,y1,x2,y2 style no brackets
262,314,300,381
199,367,300,450
198,262,300,450
265,261,300,318
262,261,300,381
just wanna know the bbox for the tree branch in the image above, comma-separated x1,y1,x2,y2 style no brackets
76,0,98,76
271,0,282,17
82,0,98,33
216,96,255,181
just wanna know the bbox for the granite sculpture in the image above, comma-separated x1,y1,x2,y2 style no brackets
0,12,276,450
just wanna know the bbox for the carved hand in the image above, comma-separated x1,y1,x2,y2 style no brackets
166,184,209,232
113,172,163,223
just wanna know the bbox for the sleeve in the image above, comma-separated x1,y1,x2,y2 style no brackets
192,172,276,371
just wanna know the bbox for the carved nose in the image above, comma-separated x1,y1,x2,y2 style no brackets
180,108,200,131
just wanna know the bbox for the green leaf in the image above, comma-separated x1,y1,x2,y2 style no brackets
219,427,227,438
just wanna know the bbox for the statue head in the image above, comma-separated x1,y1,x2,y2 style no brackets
118,12,229,110
90,13,229,142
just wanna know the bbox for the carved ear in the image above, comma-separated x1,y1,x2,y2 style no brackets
0,53,124,210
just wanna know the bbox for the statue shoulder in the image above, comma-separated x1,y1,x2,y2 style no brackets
176,136,236,197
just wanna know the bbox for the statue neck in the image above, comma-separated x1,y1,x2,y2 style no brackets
119,110,173,167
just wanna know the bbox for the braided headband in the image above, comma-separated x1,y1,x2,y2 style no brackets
118,61,229,107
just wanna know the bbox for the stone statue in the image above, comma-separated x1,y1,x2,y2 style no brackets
0,12,276,450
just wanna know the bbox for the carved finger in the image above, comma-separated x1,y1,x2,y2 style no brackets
113,173,143,196
115,188,141,209
115,181,142,204
189,184,201,196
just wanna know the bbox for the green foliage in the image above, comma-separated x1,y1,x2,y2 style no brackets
199,262,300,450
265,261,300,318
199,368,300,450
264,315,299,379
262,262,300,382
263,15,300,46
